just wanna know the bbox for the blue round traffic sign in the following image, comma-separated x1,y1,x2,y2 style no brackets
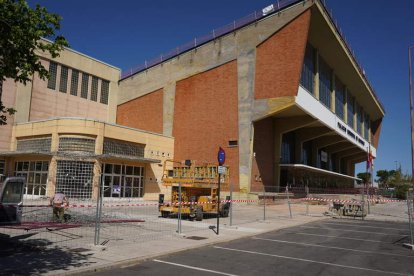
218,147,225,165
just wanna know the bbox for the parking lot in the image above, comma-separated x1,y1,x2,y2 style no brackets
88,219,414,276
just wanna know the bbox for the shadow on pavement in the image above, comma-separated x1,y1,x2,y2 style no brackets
0,234,96,275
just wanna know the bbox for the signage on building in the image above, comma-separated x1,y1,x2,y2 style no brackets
337,122,365,146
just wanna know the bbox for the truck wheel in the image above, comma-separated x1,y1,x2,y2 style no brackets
195,206,203,221
161,211,170,218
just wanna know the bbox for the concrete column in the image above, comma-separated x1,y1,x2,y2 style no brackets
163,82,176,137
92,159,102,201
47,156,57,198
95,122,105,155
294,127,334,163
237,49,256,194
331,72,336,113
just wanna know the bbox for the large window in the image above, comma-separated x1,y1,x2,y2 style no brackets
16,137,51,152
56,160,94,199
81,73,89,99
15,161,49,196
59,66,69,93
70,69,79,96
100,80,109,104
47,62,58,90
300,43,314,94
302,141,312,166
91,76,98,102
319,58,332,108
347,92,355,128
356,105,363,135
281,132,295,164
335,77,345,121
364,113,370,140
59,137,95,153
102,164,145,198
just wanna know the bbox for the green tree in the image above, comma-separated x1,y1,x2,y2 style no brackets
356,172,371,185
0,0,68,124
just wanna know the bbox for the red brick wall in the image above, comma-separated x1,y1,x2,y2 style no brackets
255,10,311,99
251,118,275,192
173,61,239,189
117,89,164,134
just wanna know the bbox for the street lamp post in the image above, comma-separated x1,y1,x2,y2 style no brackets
409,46,414,188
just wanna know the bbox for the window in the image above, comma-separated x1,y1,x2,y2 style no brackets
335,77,345,121
91,76,98,101
102,164,145,198
347,92,355,128
100,80,109,104
16,137,51,152
0,160,5,182
356,104,363,135
15,161,49,196
47,62,58,90
59,137,96,153
364,113,370,140
81,73,89,99
300,43,314,94
56,161,93,199
103,139,144,157
319,58,332,108
281,132,295,164
70,69,79,96
59,66,69,93
302,141,312,165
228,140,238,147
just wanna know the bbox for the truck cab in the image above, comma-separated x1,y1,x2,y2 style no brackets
0,177,25,225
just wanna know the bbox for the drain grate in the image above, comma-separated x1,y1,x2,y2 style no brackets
186,236,208,240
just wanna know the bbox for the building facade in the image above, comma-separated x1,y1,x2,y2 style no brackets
0,0,384,200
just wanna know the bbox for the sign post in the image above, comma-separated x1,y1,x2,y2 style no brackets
216,147,225,235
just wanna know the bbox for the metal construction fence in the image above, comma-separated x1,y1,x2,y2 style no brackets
1,186,413,251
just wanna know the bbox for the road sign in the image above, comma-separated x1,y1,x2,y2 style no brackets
218,147,225,166
218,166,226,174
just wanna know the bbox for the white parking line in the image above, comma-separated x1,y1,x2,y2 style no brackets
252,237,414,258
213,246,412,276
293,232,389,243
300,225,407,236
320,222,408,231
153,259,239,276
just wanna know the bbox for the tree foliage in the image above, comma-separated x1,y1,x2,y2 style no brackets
356,172,371,185
0,0,68,124
376,168,412,199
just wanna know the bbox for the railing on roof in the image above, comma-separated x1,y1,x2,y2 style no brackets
120,0,384,112
120,0,298,79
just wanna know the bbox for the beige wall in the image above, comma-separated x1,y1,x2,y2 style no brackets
0,79,18,151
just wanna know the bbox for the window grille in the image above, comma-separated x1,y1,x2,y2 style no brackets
91,76,98,101
58,137,96,153
56,160,94,199
16,138,52,152
319,58,332,108
59,66,69,93
100,80,109,104
300,43,314,94
81,73,89,99
15,161,49,196
103,139,144,157
347,92,355,128
70,69,79,96
102,163,145,198
47,62,58,90
335,77,345,121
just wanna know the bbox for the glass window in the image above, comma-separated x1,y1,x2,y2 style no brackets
101,163,145,198
59,66,69,93
70,69,79,96
319,58,332,108
0,160,5,182
300,43,314,94
81,73,89,99
364,113,370,140
335,77,345,121
91,76,98,101
100,80,109,104
281,132,295,164
356,104,363,135
47,62,58,90
15,160,49,196
347,92,355,128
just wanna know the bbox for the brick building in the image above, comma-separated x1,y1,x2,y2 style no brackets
0,0,384,199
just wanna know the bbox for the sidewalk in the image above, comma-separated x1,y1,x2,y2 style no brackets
47,214,327,275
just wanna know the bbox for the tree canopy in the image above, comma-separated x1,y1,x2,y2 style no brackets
0,0,68,124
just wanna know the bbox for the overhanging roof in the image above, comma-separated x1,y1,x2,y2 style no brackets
280,164,361,181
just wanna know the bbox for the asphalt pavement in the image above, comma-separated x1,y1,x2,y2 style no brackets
84,219,414,276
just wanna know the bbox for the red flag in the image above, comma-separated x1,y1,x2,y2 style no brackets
367,150,373,170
